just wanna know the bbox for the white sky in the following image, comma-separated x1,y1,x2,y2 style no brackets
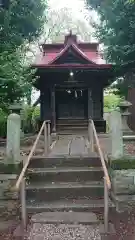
49,0,98,23
49,0,86,11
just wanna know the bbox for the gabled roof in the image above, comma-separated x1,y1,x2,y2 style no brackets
48,42,96,65
32,31,111,69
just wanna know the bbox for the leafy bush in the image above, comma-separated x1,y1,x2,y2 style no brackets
0,109,8,137
104,94,121,112
21,105,40,133
21,105,33,133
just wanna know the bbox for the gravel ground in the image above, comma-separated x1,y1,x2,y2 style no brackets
26,223,101,240
124,141,135,155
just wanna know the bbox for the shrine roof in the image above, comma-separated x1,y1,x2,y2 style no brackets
32,32,112,69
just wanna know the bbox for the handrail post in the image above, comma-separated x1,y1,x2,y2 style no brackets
44,122,48,155
88,119,94,152
47,122,51,151
104,177,109,232
20,159,27,228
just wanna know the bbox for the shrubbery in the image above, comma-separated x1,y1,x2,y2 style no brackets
0,109,8,138
21,105,40,133
104,94,121,113
0,105,40,137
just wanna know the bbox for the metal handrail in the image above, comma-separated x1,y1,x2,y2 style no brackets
14,120,50,191
88,119,111,232
90,119,111,189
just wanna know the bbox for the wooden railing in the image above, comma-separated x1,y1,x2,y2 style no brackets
14,120,51,228
88,119,111,232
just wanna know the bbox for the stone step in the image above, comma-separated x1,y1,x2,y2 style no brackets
57,119,88,124
58,131,88,135
101,235,118,240
26,198,114,213
31,212,99,225
26,181,104,201
57,123,88,126
29,155,101,168
27,167,104,182
57,126,88,130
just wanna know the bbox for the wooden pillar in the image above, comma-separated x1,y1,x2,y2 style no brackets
88,88,93,119
101,87,104,118
51,86,56,133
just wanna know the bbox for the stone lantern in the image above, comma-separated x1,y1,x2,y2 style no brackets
118,100,133,135
9,101,23,115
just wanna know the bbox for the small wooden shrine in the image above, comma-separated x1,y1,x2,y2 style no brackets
32,31,114,132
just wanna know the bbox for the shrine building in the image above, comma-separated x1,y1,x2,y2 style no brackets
32,32,114,133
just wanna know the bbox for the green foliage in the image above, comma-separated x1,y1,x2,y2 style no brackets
21,105,34,133
0,0,47,50
21,105,40,133
0,0,48,108
0,109,8,137
104,94,120,112
87,0,135,97
87,0,135,65
0,50,36,108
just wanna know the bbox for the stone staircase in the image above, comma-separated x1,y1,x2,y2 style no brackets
57,119,106,134
56,119,88,135
23,154,115,239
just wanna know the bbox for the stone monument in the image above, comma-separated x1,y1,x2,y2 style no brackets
6,113,21,164
110,110,123,159
118,100,133,135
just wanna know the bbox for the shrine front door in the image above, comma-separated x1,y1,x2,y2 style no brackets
56,89,88,119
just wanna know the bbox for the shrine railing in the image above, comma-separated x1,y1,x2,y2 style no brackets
14,120,51,228
88,119,111,232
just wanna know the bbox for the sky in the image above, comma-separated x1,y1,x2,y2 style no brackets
49,0,86,11
49,0,98,23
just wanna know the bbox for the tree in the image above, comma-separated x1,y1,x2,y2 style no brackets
87,0,135,98
0,0,47,107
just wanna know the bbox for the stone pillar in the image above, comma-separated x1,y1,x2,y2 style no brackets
51,86,56,134
110,111,123,159
6,114,21,164
88,88,93,119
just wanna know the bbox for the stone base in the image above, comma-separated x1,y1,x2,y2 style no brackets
99,222,116,234
20,130,24,138
31,212,98,225
51,132,57,141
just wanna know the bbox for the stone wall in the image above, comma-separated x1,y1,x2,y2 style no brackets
112,170,135,195
110,157,135,212
0,163,20,217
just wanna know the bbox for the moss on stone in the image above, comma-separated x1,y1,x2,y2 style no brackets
0,162,22,174
109,158,135,170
